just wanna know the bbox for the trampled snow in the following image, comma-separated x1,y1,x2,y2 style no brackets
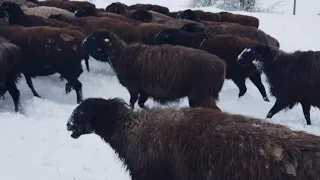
1,0,320,179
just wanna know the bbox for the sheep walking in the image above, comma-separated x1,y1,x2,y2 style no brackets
67,97,320,180
238,43,320,125
0,36,22,112
153,28,270,102
82,29,226,110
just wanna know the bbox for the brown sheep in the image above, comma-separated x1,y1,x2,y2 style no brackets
0,1,84,32
67,97,320,180
0,25,85,103
154,28,270,102
181,22,280,48
48,14,136,39
176,9,259,28
82,29,226,109
127,3,171,16
219,11,259,28
105,2,173,22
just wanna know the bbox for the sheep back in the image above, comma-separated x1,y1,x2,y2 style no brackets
24,6,75,18
219,11,259,28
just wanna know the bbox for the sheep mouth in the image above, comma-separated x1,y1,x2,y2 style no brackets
70,132,81,139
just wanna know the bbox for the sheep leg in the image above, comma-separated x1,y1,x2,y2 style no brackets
249,74,269,102
266,99,287,119
6,81,21,112
61,74,83,104
127,88,139,108
232,77,247,98
84,53,90,72
137,91,149,108
24,75,41,98
301,103,311,125
59,75,64,81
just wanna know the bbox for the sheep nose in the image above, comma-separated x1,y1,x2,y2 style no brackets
67,122,73,131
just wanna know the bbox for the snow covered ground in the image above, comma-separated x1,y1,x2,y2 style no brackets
1,0,320,179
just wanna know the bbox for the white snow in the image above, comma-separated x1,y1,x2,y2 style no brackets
1,0,320,179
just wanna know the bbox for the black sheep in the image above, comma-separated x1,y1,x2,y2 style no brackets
238,43,320,125
67,97,320,180
0,25,84,104
0,36,22,112
127,3,171,16
82,29,226,110
153,28,270,101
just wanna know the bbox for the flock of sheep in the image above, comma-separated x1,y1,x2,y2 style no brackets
1,0,320,179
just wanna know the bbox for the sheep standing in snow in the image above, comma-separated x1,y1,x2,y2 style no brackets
67,97,320,180
154,28,270,102
238,43,320,125
0,36,22,112
82,29,226,110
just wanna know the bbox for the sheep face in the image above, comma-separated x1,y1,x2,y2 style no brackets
0,2,23,19
180,23,206,33
237,44,271,71
153,28,181,45
67,99,96,139
176,9,199,22
82,30,112,62
129,9,153,22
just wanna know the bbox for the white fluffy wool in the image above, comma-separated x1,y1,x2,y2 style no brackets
24,6,75,18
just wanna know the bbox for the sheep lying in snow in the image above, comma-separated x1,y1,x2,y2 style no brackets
0,36,22,112
82,29,226,110
24,5,75,18
67,97,320,180
238,43,320,125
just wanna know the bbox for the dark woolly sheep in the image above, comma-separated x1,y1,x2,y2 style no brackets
74,7,141,25
48,14,137,41
238,43,320,125
154,28,269,101
180,22,280,48
176,9,259,28
0,25,84,103
127,3,171,16
67,97,320,180
131,23,173,45
0,36,22,112
0,1,84,32
82,29,226,109
105,2,173,22
219,11,259,28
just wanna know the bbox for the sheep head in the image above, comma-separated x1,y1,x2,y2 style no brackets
105,2,128,15
176,9,200,22
0,1,25,22
237,44,271,71
180,23,206,33
82,29,114,62
130,9,153,22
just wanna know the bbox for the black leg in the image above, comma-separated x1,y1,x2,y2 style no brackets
249,73,269,102
127,88,139,108
84,53,90,72
6,81,21,112
59,75,64,81
301,103,311,125
60,74,83,104
24,75,41,98
266,99,287,119
138,91,149,108
232,77,247,98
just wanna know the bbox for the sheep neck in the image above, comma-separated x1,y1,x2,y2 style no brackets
106,39,126,68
